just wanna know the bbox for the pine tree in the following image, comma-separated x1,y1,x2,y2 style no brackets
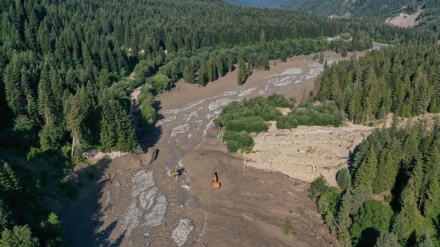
422,178,440,218
373,150,398,194
260,31,266,51
66,87,91,157
374,231,399,247
349,185,374,215
237,57,247,85
350,200,393,245
183,64,194,83
0,200,12,233
0,162,21,194
354,145,378,188
391,212,406,244
262,52,270,70
0,225,39,247
198,63,207,86
400,179,423,237
336,168,351,191
39,212,63,246
99,97,117,151
336,189,352,241
417,231,434,247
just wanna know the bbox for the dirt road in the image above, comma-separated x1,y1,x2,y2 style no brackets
60,53,345,246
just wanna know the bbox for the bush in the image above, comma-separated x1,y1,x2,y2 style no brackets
276,116,298,129
282,102,344,127
340,33,352,40
317,190,340,216
309,175,332,200
336,168,351,191
283,220,297,236
268,94,292,107
148,74,173,94
27,147,44,161
223,131,254,153
226,116,268,133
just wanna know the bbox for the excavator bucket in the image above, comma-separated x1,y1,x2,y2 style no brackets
211,170,221,188
213,181,221,188
172,165,180,177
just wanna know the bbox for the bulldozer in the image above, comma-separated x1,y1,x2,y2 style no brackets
211,170,221,188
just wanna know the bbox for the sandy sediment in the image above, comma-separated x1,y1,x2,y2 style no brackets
242,122,374,185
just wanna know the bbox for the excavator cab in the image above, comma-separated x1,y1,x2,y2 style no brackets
211,170,221,188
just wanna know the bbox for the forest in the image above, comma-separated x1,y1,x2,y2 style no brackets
318,45,440,124
0,0,439,245
311,122,440,246
0,0,435,156
309,25,440,245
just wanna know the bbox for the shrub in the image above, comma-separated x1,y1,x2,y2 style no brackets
276,116,298,129
309,175,332,200
284,102,344,127
148,74,173,94
223,131,254,153
226,116,268,133
336,168,351,191
27,147,44,161
283,220,297,236
268,94,291,107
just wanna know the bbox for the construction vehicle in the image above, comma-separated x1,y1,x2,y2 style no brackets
211,170,221,188
172,165,180,177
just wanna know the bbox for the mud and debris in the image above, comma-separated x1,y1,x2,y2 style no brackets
60,52,354,247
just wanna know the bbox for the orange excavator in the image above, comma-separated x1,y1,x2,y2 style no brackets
211,170,221,188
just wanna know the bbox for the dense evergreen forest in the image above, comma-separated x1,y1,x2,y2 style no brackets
318,45,440,124
0,0,438,245
311,28,440,246
0,0,435,156
312,122,440,246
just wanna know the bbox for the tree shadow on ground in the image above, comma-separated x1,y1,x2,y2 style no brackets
58,157,125,247
59,101,166,246
93,221,126,247
356,227,380,247
136,100,164,152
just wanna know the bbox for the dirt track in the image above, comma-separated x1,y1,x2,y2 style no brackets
59,53,347,246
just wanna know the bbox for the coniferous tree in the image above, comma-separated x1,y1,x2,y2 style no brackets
417,231,434,247
336,168,351,191
0,225,39,247
65,87,91,157
354,145,378,188
374,231,399,247
237,56,247,85
372,150,398,194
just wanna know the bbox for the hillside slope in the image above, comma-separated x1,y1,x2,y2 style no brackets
281,0,440,37
224,0,285,7
282,0,416,18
